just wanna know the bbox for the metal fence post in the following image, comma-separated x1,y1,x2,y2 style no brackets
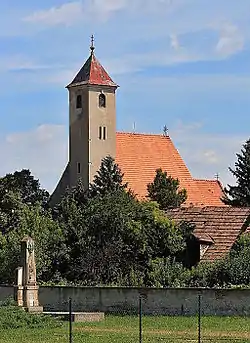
198,294,201,343
139,296,142,343
69,297,73,343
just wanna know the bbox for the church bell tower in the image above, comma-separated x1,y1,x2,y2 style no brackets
66,36,118,190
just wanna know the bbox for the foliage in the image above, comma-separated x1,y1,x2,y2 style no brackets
223,139,250,206
147,257,190,287
55,188,187,286
89,156,128,197
226,234,250,286
0,169,49,208
56,190,144,285
0,201,63,284
0,302,62,329
187,259,230,288
3,163,250,288
147,168,187,209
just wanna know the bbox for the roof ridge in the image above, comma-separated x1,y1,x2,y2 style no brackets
116,131,171,138
194,178,219,182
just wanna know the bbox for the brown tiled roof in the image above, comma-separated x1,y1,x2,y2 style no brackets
67,52,117,88
166,206,250,261
116,132,225,207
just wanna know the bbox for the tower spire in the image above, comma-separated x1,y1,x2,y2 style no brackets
90,34,95,54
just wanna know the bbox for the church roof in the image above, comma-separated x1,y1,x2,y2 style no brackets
67,52,117,88
116,132,225,207
166,206,250,261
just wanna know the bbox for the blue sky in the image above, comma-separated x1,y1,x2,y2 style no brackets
0,0,249,192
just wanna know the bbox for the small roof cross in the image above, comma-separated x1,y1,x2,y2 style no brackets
163,125,168,136
90,34,95,54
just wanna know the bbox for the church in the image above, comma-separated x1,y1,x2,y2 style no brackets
51,38,224,207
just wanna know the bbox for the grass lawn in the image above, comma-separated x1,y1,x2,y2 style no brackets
1,315,250,342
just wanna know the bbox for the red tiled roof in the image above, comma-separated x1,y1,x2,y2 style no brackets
67,52,117,88
166,206,250,261
194,179,224,207
116,132,225,207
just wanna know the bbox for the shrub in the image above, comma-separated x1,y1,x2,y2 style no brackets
0,299,62,329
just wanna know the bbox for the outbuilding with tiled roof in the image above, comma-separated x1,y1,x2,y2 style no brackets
166,206,250,262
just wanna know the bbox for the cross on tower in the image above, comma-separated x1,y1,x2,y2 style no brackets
90,34,95,54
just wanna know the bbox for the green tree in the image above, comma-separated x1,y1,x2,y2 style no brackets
0,201,63,284
223,139,250,206
147,257,190,287
0,169,49,208
147,168,187,209
89,156,128,197
56,189,146,285
56,187,187,286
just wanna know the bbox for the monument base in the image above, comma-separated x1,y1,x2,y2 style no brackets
14,285,24,307
24,306,44,313
23,285,40,307
43,311,104,322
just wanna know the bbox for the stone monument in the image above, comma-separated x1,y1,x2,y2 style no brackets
14,236,43,313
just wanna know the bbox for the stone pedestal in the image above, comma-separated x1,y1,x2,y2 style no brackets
23,285,43,313
14,286,24,307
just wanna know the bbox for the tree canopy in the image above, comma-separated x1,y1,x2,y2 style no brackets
2,158,250,288
89,156,128,197
223,139,250,206
147,168,187,209
0,169,49,207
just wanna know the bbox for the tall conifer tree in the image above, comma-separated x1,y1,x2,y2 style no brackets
147,168,187,209
223,139,250,206
90,155,128,197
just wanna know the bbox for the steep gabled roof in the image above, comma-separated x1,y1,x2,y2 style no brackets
166,206,250,261
67,52,117,88
116,132,225,207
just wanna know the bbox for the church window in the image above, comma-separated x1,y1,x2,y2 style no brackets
99,93,106,108
76,95,82,109
99,126,107,140
103,126,107,140
77,162,81,174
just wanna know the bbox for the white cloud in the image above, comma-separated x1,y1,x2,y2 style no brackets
22,0,182,27
87,0,128,20
22,0,130,27
0,125,68,193
0,55,60,73
170,34,181,50
170,121,246,187
23,2,83,26
216,23,244,57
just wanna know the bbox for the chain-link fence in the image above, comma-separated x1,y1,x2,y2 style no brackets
1,295,250,342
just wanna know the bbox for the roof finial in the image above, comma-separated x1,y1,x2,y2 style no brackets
90,34,95,54
133,122,136,134
163,125,169,137
215,172,220,181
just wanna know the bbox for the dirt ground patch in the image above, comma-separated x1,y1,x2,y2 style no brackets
75,326,250,339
